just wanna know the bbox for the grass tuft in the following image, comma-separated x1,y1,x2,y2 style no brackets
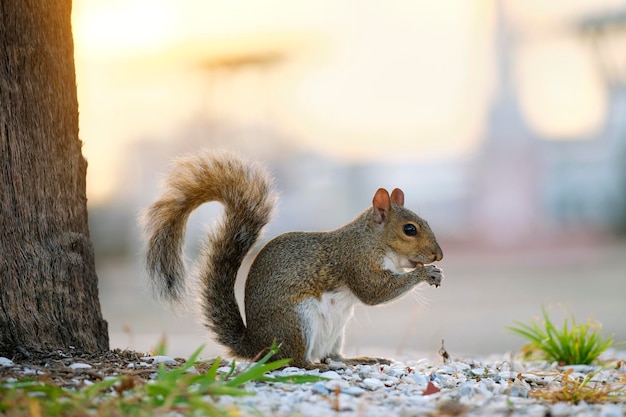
531,368,626,404
508,306,614,365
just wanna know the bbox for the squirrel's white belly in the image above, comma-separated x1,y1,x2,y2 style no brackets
296,288,359,362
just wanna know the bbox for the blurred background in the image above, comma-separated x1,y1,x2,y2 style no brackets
72,0,626,359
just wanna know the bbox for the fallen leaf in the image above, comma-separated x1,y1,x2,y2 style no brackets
423,381,441,396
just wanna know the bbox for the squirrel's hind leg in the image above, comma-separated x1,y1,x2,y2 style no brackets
338,356,392,366
322,336,392,366
320,352,392,367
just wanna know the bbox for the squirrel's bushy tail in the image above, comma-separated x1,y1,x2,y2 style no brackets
142,151,275,357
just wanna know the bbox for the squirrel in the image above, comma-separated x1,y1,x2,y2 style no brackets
142,151,444,369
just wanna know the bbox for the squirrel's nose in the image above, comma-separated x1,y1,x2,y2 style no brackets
433,244,443,262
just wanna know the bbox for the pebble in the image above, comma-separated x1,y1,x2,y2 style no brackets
406,373,428,385
342,386,365,396
361,377,384,390
319,370,341,380
550,401,572,416
0,357,14,367
600,404,625,417
22,367,38,375
310,382,329,395
325,379,348,390
68,362,92,370
141,355,177,365
217,366,233,373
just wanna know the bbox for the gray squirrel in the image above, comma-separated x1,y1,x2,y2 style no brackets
142,151,444,368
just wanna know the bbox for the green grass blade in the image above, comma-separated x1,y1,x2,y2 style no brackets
225,358,292,387
259,374,328,384
224,359,237,380
81,377,121,399
205,358,223,381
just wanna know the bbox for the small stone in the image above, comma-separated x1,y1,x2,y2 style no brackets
508,377,530,398
141,355,177,365
320,370,341,380
458,382,473,396
498,371,517,380
325,379,349,390
407,373,428,385
342,386,366,396
453,362,471,372
336,393,356,411
599,403,624,417
68,362,92,370
0,357,14,367
437,366,455,374
388,368,405,378
550,401,571,416
311,382,330,395
362,377,384,390
358,365,373,378
383,376,399,386
474,380,494,398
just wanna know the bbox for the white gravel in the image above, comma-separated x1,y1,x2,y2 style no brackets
215,351,626,417
2,351,625,416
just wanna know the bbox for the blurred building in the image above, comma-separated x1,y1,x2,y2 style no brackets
470,1,626,245
536,8,626,235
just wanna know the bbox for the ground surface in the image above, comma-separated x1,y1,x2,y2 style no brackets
0,348,170,390
2,348,625,416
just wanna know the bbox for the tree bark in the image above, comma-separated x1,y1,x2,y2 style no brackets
0,1,109,354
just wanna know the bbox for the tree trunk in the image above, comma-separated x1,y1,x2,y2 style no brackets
0,1,109,354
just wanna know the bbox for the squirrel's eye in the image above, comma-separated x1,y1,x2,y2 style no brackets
403,224,418,236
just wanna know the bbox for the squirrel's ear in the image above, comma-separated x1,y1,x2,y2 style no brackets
372,188,391,224
390,188,405,206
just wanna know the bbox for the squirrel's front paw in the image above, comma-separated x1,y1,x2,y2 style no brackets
425,265,443,288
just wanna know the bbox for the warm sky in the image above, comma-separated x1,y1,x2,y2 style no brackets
71,0,621,203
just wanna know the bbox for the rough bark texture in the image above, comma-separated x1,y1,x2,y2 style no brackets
0,1,109,355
